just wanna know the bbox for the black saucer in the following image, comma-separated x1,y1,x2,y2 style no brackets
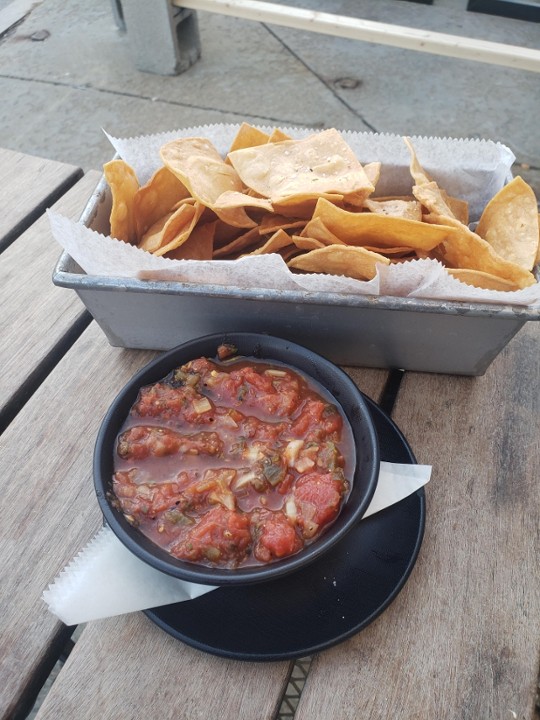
144,395,426,661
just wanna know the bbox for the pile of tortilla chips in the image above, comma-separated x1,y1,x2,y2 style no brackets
104,123,540,292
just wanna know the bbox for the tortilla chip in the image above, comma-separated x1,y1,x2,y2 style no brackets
475,176,539,271
212,228,261,258
228,128,374,205
424,213,536,288
280,246,303,262
241,229,293,257
165,221,215,261
273,194,344,219
153,202,205,257
403,137,469,224
228,123,271,153
363,246,416,256
160,137,243,206
447,268,521,292
103,159,139,244
259,214,305,235
288,245,390,281
267,128,292,143
300,217,345,245
363,162,382,189
313,197,460,251
139,202,198,254
364,198,423,222
403,137,432,186
291,235,325,251
133,166,190,238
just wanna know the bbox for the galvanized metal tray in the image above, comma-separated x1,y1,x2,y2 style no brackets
52,175,540,376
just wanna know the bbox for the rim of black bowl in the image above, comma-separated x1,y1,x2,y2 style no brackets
94,332,380,585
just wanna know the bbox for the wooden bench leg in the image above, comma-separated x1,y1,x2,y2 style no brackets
119,0,201,75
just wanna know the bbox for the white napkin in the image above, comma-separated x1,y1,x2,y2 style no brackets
43,461,431,625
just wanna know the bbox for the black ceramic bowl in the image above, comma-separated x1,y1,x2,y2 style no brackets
94,333,380,586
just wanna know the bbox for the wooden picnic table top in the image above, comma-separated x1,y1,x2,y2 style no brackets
0,147,539,720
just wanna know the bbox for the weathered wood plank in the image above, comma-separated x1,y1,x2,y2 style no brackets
0,147,82,252
0,323,156,720
342,365,390,407
0,171,100,429
35,614,291,720
294,323,540,719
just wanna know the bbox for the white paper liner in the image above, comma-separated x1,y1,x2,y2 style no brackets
43,460,431,626
48,125,540,309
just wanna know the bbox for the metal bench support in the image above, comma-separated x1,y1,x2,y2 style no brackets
113,0,540,75
119,0,201,75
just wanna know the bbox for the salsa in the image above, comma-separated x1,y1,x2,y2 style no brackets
112,346,354,568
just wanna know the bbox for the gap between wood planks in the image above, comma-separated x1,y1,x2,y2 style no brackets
0,312,92,436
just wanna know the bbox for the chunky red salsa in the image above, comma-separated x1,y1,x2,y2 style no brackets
112,346,354,568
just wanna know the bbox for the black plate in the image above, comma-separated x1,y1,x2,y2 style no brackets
144,396,426,661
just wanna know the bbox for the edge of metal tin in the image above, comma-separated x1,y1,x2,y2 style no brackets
52,173,540,323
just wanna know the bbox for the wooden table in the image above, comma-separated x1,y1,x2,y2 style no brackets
1,148,539,720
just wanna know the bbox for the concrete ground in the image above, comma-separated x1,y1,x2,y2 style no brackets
0,0,538,195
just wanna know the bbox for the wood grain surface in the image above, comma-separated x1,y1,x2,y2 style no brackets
294,323,540,720
0,148,83,252
0,323,156,720
0,171,100,428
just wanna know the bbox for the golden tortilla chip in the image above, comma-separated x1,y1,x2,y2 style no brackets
267,128,292,143
103,159,139,245
212,228,261,258
363,245,416,256
291,235,325,251
447,268,521,292
259,214,305,235
161,137,273,229
424,213,536,288
273,193,344,219
288,245,390,281
161,137,242,205
154,202,205,258
228,123,271,153
139,201,205,257
362,162,382,189
165,222,215,261
300,217,345,245
133,166,190,238
412,181,456,217
313,197,460,251
280,246,303,262
364,198,422,222
475,176,539,271
138,201,197,254
241,229,293,257
227,128,374,205
403,137,469,224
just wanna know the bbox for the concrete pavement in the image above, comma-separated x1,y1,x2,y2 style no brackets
0,0,538,194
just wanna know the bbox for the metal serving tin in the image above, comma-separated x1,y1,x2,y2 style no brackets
53,175,540,376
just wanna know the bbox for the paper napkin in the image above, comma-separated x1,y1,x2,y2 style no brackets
44,461,431,625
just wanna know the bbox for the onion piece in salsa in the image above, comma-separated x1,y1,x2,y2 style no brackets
112,347,355,568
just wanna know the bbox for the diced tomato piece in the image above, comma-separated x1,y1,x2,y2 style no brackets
117,427,222,461
171,506,251,566
252,510,303,563
292,472,346,537
113,472,186,519
291,400,342,440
